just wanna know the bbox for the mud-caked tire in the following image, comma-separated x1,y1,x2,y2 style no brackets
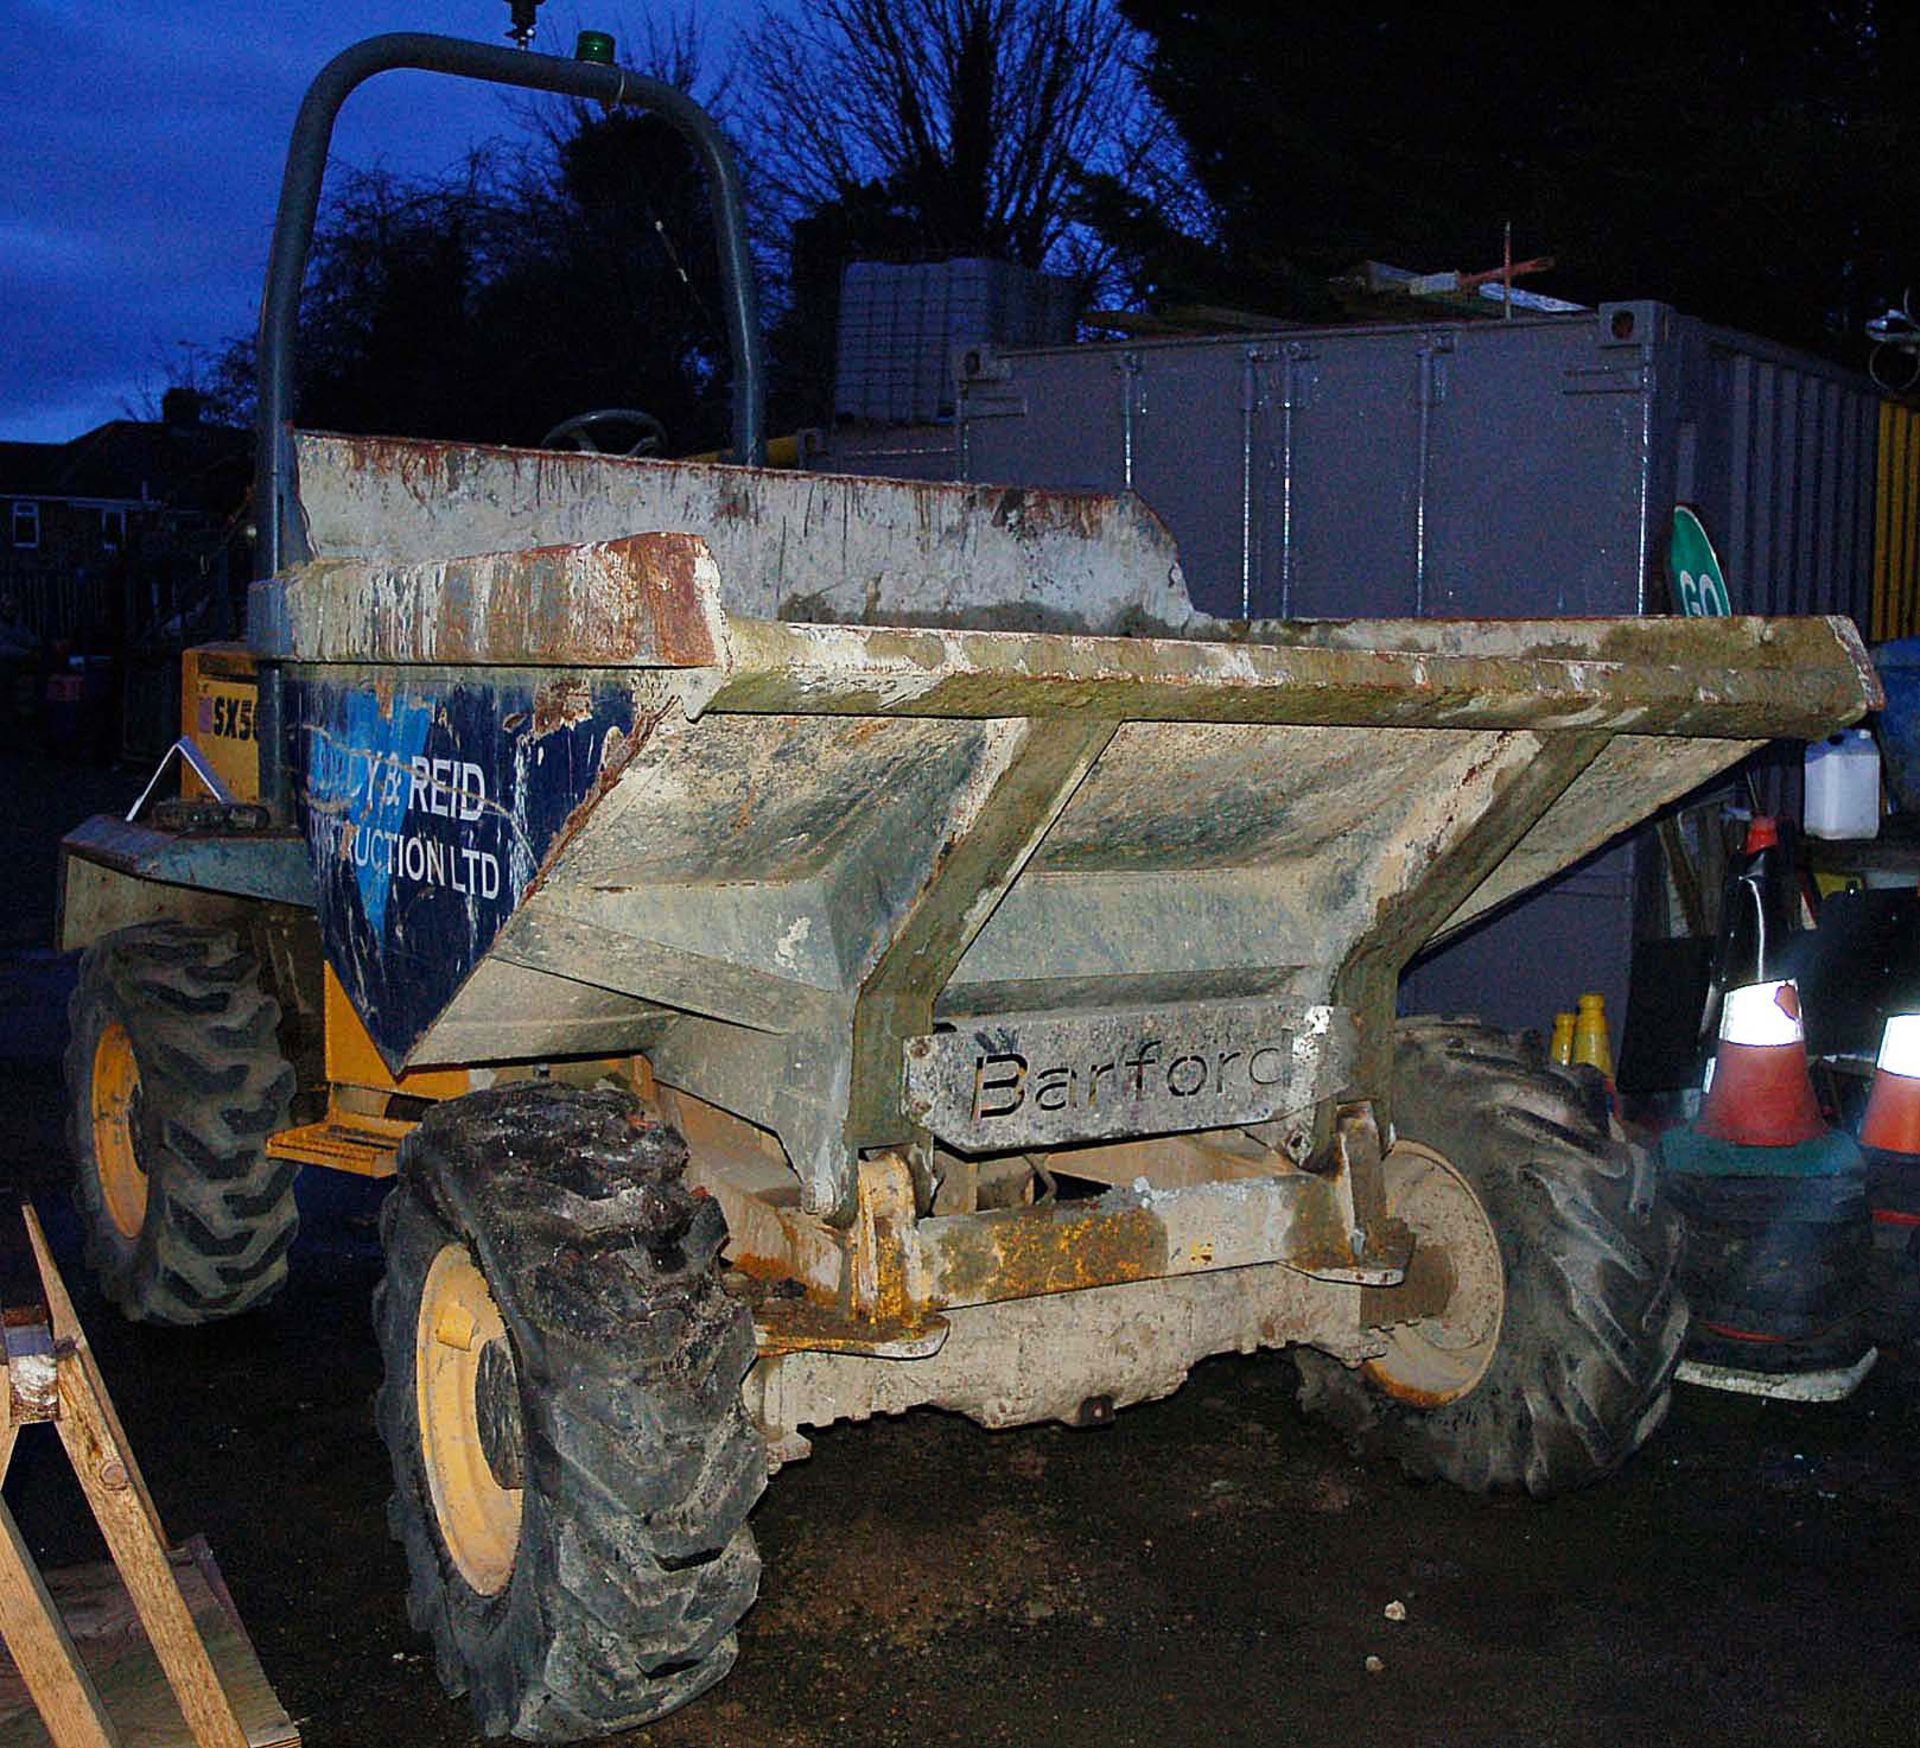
64,921,298,1323
1297,1019,1686,1496
374,1083,766,1742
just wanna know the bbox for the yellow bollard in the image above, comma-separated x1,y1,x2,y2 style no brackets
1572,992,1614,1079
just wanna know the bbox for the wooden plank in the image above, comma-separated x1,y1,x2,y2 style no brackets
53,1359,248,1748
0,1502,118,1748
0,1542,296,1748
0,1208,57,1431
19,1217,166,1544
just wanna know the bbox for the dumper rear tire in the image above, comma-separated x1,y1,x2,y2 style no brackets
374,1083,765,1742
1297,1019,1685,1496
65,921,298,1323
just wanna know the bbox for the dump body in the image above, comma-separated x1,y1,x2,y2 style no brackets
245,432,1876,1217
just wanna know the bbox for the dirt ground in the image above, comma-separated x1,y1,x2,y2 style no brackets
2,746,1917,1747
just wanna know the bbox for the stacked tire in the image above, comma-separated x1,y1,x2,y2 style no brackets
1864,1144,1920,1345
1664,1166,1874,1374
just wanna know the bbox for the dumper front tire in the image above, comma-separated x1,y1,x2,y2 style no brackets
1297,1019,1685,1496
65,921,298,1323
375,1083,765,1742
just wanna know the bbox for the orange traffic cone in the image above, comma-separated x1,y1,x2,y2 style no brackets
1860,1013,1920,1346
1695,979,1825,1147
1860,1013,1920,1157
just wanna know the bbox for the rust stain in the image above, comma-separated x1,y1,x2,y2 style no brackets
338,433,461,499
982,483,1116,543
518,708,662,904
286,530,722,669
502,532,718,668
531,678,594,739
932,1196,1166,1304
753,1295,943,1357
1282,1179,1368,1277
623,530,724,666
725,1249,822,1291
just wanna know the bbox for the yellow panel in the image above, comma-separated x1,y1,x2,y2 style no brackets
324,963,472,1098
1870,403,1920,642
1908,408,1920,638
180,645,261,801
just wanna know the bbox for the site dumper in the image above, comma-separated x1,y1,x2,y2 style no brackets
55,31,1881,1745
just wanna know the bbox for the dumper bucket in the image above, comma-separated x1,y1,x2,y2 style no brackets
255,433,1878,1212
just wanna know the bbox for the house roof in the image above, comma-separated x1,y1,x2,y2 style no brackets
0,417,249,515
0,441,65,497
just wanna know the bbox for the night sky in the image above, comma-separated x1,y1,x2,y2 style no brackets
3,0,761,443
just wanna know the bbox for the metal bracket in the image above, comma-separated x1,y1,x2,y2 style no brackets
1287,1101,1410,1286
126,738,233,823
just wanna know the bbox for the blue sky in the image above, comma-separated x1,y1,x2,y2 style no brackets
2,0,762,442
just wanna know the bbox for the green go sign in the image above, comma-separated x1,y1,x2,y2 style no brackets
1669,505,1731,616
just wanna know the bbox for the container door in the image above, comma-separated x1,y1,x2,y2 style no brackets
1279,331,1424,619
1419,320,1652,616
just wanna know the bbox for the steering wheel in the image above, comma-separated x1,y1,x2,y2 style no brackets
539,408,668,458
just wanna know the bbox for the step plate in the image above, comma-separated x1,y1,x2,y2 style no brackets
266,1114,411,1177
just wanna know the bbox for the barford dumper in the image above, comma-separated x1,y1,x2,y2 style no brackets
56,30,1880,1743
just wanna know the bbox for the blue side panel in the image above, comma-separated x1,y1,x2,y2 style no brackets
290,674,637,1066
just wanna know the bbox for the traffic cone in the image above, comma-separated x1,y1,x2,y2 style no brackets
1662,976,1875,1399
1695,979,1825,1146
1860,1013,1920,1156
1860,1013,1920,1345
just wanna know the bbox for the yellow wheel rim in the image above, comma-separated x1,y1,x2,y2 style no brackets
1364,1141,1505,1408
416,1244,523,1596
91,1023,147,1242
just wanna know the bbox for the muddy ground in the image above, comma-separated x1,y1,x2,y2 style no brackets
2,746,1916,1746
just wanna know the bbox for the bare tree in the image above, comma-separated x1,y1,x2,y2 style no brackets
744,0,1194,289
172,16,743,450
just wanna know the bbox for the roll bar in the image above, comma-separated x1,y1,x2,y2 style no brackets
252,31,766,580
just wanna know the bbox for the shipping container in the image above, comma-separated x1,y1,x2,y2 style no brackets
927,303,1884,1033
955,301,1878,623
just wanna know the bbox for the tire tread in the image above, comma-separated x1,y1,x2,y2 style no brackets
1297,1017,1685,1496
65,922,298,1324
375,1083,765,1741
